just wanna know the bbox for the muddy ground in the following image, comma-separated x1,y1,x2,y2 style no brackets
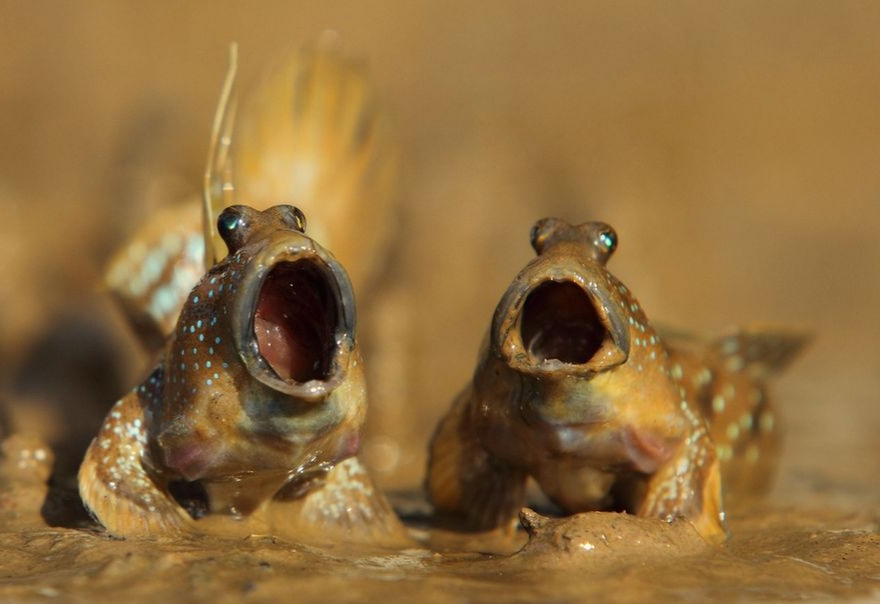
0,2,879,601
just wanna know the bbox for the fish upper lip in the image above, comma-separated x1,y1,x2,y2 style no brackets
492,265,630,376
232,240,357,401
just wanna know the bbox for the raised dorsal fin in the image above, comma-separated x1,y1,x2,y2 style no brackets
712,326,810,378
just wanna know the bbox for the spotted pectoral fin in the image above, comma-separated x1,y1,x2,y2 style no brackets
268,457,411,548
78,389,191,538
639,437,727,544
427,389,527,532
713,326,810,378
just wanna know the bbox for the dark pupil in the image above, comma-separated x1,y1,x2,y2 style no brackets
219,213,239,236
599,231,616,250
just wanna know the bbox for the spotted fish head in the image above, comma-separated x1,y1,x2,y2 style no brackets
153,204,363,484
218,204,358,399
492,219,633,377
485,219,685,454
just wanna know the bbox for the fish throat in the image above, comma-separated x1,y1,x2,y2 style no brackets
254,260,338,383
521,281,606,364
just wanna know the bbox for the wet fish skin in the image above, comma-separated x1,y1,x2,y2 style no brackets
80,205,407,546
427,218,805,542
663,325,807,499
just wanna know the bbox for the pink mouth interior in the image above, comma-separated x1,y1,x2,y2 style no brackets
254,261,337,383
521,281,606,364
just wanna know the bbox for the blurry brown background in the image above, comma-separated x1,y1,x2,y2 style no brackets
0,2,877,501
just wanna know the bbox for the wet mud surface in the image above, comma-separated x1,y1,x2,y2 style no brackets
2,2,880,602
0,427,877,602
0,479,878,602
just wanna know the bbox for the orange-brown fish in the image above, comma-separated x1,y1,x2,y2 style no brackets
427,218,806,542
79,205,407,546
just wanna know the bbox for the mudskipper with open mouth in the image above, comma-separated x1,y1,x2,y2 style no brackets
427,218,806,542
80,205,407,546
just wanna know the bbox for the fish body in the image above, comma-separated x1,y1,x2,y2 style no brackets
80,205,406,545
664,325,805,497
427,218,805,542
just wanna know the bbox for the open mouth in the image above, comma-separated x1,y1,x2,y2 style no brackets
520,281,607,365
253,260,338,383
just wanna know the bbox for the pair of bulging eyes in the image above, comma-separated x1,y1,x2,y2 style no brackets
529,218,617,260
218,205,307,250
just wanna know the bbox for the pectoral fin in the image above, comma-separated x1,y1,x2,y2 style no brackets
639,436,727,544
78,387,191,538
427,388,527,532
269,457,411,548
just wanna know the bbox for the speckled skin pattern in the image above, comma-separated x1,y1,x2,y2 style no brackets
79,205,405,545
427,219,806,542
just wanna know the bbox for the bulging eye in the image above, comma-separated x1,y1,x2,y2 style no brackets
283,206,307,233
598,229,617,253
217,205,251,253
218,210,242,239
580,222,618,264
530,218,567,254
263,205,308,234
